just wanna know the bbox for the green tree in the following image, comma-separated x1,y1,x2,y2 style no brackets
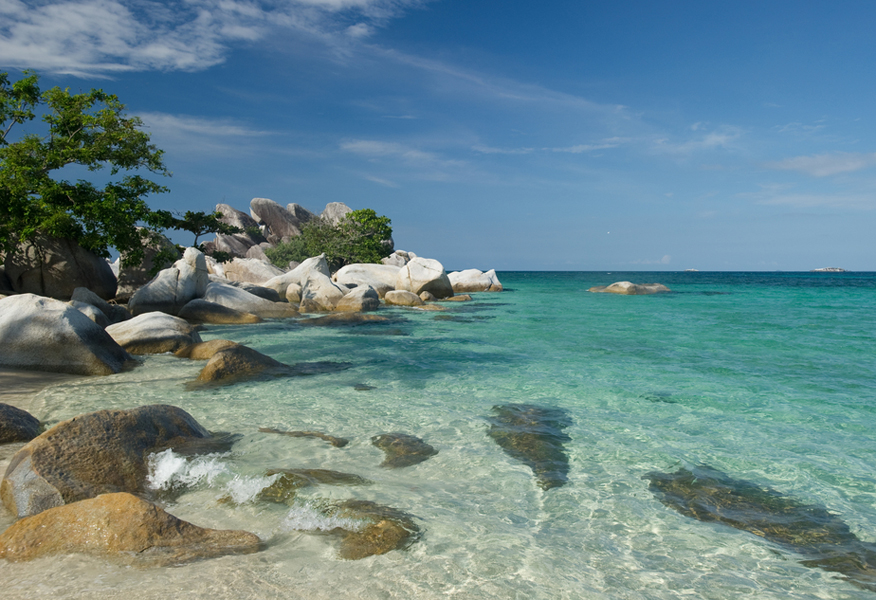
0,70,169,266
265,208,393,271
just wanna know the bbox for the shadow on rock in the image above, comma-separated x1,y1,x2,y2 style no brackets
487,403,572,490
645,465,876,592
371,433,438,468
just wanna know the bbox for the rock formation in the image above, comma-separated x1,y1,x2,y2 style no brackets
371,433,438,468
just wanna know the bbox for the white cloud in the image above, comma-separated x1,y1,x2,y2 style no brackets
0,0,425,75
472,144,534,155
138,112,273,155
652,126,742,156
759,193,875,210
764,152,876,177
547,139,624,153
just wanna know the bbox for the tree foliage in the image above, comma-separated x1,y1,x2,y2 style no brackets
0,70,169,266
266,208,393,271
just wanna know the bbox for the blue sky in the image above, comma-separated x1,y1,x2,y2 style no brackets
2,0,875,270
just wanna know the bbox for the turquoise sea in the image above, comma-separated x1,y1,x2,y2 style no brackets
2,271,876,599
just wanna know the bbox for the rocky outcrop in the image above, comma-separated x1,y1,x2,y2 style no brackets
487,404,572,490
202,282,299,319
245,244,270,262
250,198,302,241
320,202,352,226
127,248,210,316
68,300,111,327
449,269,503,293
299,271,347,313
3,235,117,300
116,230,179,303
221,257,284,285
588,281,670,295
174,339,239,360
212,233,250,257
384,290,424,307
381,250,416,268
395,257,453,299
262,254,330,298
335,286,380,312
0,404,41,444
333,263,400,298
178,299,262,324
0,405,218,517
286,203,316,225
371,433,438,468
105,312,202,355
0,294,131,376
70,286,131,324
216,203,266,247
0,492,261,565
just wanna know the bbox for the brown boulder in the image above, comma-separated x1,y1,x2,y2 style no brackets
0,405,217,518
0,492,261,565
193,345,289,385
0,403,41,444
174,339,240,360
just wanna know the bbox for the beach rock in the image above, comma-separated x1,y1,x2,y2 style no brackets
441,294,472,302
4,235,117,300
395,257,454,299
202,282,299,319
178,299,262,325
174,339,240,360
449,269,503,293
286,203,316,225
212,233,251,257
70,287,131,324
250,198,302,239
204,255,225,277
381,250,416,268
0,404,41,444
0,294,131,376
127,247,210,316
0,492,261,565
371,433,438,468
221,257,285,285
335,285,380,312
419,291,436,302
588,281,670,295
105,312,202,355
208,276,281,302
262,254,331,297
116,230,179,302
259,428,350,448
299,271,346,313
192,344,290,386
384,290,424,307
285,282,302,304
333,264,400,298
487,404,572,490
69,300,111,328
320,201,352,226
334,500,419,560
646,465,876,591
245,244,270,262
216,203,266,246
0,405,217,517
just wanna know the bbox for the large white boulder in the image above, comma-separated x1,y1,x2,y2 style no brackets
70,287,131,324
262,254,330,297
202,282,299,318
299,271,347,313
333,264,400,298
334,285,380,313
384,290,424,307
320,202,352,225
250,198,302,241
221,257,285,285
0,294,130,375
127,248,209,316
395,257,453,299
448,269,503,293
381,250,417,268
116,230,179,303
105,312,203,355
588,281,671,295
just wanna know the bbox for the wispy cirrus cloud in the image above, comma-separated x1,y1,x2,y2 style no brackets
0,0,426,76
764,152,876,177
651,126,743,156
138,112,274,155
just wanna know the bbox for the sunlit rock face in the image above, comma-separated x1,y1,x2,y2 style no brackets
487,403,572,490
645,465,876,592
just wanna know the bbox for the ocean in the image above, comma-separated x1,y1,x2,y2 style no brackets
2,271,875,599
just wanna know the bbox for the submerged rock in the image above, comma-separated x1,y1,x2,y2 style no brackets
335,500,419,560
371,433,438,468
174,339,240,360
645,465,876,591
0,492,261,565
0,403,41,444
588,281,670,295
256,469,371,505
297,313,391,327
0,405,220,517
259,427,349,447
487,403,572,490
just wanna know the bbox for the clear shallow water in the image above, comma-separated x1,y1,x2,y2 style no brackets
2,271,876,599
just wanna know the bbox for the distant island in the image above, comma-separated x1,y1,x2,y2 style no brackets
811,267,846,272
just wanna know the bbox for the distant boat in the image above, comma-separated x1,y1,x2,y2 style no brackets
685,269,699,272
811,267,846,272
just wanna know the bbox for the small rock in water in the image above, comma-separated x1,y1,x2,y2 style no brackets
645,465,876,592
487,403,572,490
371,433,438,468
257,469,372,505
258,427,349,447
353,383,376,391
334,499,420,560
